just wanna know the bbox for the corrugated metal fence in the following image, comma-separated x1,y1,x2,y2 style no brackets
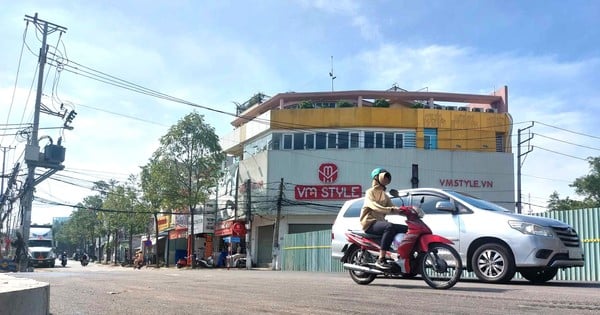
281,230,344,272
532,208,599,281
281,208,599,281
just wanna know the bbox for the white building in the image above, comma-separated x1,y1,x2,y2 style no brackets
218,87,514,268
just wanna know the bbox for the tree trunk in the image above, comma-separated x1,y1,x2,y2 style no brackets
113,229,118,265
154,213,160,268
104,233,111,264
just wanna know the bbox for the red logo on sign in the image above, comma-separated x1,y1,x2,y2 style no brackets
318,163,338,183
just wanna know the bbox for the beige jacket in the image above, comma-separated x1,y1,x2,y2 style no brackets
359,180,396,231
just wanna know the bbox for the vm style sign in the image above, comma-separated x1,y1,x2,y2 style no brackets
295,163,362,200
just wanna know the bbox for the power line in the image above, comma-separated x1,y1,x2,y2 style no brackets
534,121,600,141
533,146,589,161
534,133,600,151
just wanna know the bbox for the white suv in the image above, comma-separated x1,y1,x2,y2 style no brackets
331,188,584,283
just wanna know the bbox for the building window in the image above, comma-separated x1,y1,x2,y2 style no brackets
395,133,404,148
293,132,304,150
496,133,504,152
338,132,349,149
364,132,374,148
283,134,293,150
384,132,394,149
327,133,337,149
271,133,281,150
424,128,438,150
375,132,384,148
350,132,360,148
305,133,315,150
316,132,327,149
404,132,416,148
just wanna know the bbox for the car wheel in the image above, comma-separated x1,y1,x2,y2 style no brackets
471,243,515,283
347,247,377,285
519,267,558,284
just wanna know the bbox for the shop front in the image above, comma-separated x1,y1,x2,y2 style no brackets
214,220,247,267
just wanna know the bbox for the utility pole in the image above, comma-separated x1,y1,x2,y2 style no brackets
272,178,284,270
329,56,336,92
0,146,15,197
517,122,534,214
245,179,252,269
21,13,67,271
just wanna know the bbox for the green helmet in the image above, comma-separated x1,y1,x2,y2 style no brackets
371,167,387,179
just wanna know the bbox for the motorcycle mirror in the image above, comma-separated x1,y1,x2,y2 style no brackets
389,189,399,198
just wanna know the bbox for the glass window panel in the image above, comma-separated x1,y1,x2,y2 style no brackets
305,133,315,149
328,133,337,148
293,132,304,150
350,132,360,148
338,132,349,149
283,134,293,150
364,132,374,148
375,132,384,148
395,133,404,148
384,132,394,148
316,132,327,149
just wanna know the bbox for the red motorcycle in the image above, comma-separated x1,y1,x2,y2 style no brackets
341,191,462,289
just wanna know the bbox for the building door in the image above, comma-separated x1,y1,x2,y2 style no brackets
257,225,274,267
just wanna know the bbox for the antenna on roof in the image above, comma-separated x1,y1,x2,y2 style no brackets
329,56,336,92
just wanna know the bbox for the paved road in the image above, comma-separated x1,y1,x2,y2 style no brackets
12,260,600,315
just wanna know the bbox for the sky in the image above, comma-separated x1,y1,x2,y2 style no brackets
1,0,599,225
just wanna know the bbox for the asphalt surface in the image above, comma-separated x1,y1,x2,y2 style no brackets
11,260,600,315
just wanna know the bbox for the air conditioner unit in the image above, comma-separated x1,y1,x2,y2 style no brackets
458,106,469,111
471,107,483,112
485,108,498,113
427,98,435,106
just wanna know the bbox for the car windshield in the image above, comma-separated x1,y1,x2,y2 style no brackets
28,240,52,247
446,190,510,212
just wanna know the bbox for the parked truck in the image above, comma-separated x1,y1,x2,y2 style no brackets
28,224,56,268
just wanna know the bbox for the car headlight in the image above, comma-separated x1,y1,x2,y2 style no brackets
508,221,554,237
49,252,56,259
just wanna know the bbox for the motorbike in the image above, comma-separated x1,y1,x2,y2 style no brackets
340,191,463,289
176,255,214,268
196,255,214,268
80,255,89,267
60,254,68,267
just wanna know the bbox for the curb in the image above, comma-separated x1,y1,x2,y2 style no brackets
0,273,49,315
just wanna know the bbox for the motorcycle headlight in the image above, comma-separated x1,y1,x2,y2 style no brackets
508,221,554,237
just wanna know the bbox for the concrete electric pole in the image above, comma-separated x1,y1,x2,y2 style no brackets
272,178,283,270
20,13,67,271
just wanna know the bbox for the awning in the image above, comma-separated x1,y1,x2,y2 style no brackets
214,220,246,237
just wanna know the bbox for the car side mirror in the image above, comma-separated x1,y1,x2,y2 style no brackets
436,201,456,212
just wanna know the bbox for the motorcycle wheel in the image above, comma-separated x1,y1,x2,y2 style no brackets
347,247,376,285
420,243,462,290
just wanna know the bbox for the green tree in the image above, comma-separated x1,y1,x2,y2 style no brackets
547,191,590,211
571,156,600,206
100,177,148,265
150,111,225,262
299,100,314,109
335,100,354,108
547,156,600,211
373,99,390,108
140,156,177,268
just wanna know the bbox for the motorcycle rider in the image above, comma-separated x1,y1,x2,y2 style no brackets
360,168,409,271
